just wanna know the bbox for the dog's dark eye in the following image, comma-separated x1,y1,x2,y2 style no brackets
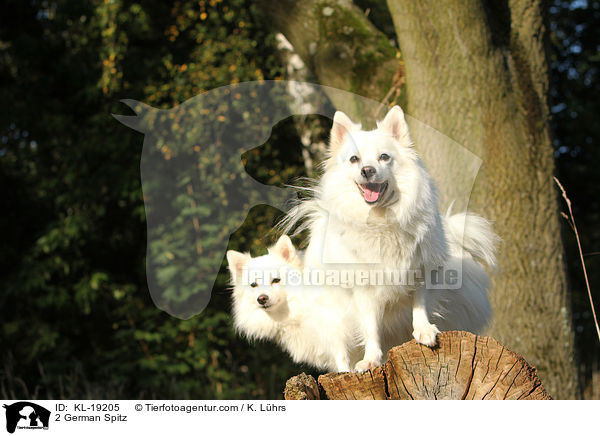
271,278,281,284
379,153,391,162
349,155,360,163
250,282,258,288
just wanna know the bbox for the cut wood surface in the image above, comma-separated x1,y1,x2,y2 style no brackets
284,331,551,400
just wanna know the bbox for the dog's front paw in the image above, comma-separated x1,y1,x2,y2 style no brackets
354,346,383,372
412,323,440,347
354,358,381,372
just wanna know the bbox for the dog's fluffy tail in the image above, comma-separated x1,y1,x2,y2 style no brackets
444,210,500,269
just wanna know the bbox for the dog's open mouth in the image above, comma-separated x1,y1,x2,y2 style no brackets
357,182,388,204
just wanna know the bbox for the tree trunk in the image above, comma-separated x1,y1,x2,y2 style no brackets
265,0,579,399
387,0,578,399
262,0,402,119
284,331,551,400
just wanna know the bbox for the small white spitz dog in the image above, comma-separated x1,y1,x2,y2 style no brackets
280,105,498,371
227,235,358,372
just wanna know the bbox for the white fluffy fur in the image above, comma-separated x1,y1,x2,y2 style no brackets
279,106,499,371
227,236,358,372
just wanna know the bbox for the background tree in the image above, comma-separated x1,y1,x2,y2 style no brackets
388,0,579,399
263,0,596,399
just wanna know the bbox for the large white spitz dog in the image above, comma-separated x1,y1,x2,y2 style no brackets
280,106,498,371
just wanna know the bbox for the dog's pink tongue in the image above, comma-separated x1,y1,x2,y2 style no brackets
362,186,380,202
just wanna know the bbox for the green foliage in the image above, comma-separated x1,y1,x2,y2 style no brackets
0,0,308,399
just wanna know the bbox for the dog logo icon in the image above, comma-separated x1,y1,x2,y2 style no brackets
3,402,50,434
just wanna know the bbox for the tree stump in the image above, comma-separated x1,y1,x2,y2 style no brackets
284,331,551,400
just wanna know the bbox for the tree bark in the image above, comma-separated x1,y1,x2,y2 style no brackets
262,0,402,119
285,331,551,400
387,0,579,399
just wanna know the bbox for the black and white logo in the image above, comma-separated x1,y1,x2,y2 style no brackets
3,402,50,434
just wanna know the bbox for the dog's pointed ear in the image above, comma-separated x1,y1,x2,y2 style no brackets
269,235,299,265
378,105,410,142
227,250,250,282
330,111,360,156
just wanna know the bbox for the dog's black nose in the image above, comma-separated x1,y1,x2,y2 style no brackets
361,166,376,179
257,294,269,305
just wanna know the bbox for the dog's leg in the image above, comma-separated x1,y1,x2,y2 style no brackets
353,290,383,372
334,350,351,373
412,285,440,347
